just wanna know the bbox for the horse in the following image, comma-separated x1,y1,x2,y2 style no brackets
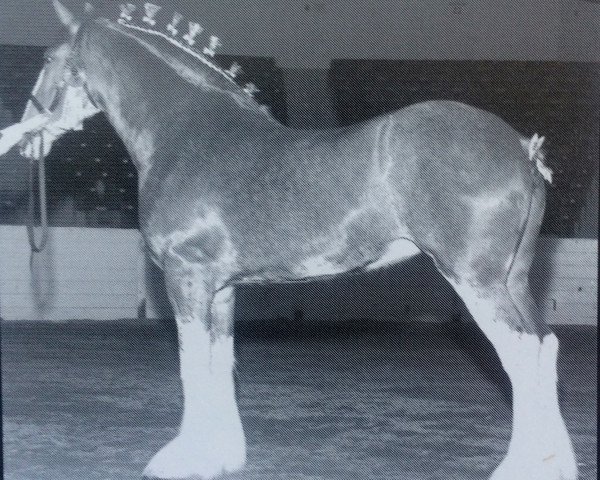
17,2,578,479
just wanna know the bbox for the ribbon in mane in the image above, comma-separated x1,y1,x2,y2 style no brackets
117,3,260,98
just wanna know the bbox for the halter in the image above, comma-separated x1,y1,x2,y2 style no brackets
28,63,99,117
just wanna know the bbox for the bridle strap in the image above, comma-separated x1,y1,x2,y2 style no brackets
48,86,66,112
28,94,48,114
29,68,98,117
25,90,56,254
83,82,99,109
29,83,65,114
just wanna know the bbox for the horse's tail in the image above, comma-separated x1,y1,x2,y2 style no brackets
520,133,553,184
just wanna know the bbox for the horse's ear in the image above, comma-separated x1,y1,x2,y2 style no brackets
52,0,80,35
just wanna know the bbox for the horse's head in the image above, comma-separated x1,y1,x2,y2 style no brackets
20,1,100,159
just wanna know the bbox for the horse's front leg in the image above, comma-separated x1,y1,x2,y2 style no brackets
144,259,245,480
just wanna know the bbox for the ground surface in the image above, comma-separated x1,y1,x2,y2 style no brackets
1,321,597,480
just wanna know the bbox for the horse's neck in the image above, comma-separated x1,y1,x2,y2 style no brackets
98,97,153,184
83,22,278,181
97,75,275,186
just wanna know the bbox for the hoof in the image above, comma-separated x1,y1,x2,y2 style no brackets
143,433,246,480
490,451,578,480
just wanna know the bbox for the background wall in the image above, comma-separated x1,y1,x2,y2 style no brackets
0,226,144,321
0,0,598,65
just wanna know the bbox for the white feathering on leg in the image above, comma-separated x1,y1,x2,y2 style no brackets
143,319,245,479
449,283,577,480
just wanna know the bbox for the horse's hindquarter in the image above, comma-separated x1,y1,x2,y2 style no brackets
386,101,541,280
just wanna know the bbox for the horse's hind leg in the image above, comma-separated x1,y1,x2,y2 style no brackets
449,281,578,480
143,257,245,480
438,186,577,480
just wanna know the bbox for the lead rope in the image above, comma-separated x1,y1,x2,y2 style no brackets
27,132,49,254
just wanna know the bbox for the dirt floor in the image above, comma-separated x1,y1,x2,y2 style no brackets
1,321,597,480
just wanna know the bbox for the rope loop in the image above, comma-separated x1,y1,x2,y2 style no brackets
26,133,49,253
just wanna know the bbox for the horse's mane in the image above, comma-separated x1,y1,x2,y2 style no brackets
76,9,274,122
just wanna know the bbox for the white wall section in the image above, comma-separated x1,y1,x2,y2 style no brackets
0,226,144,321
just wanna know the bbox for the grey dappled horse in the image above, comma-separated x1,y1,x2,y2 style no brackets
18,2,577,479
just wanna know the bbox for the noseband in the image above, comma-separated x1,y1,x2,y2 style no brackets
29,64,99,116
29,89,62,114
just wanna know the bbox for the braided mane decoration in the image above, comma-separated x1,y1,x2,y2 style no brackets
117,3,259,98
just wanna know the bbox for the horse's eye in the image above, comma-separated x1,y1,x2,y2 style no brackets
45,56,53,64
